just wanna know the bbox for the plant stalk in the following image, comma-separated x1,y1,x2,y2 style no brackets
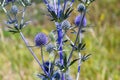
67,10,86,64
19,31,48,75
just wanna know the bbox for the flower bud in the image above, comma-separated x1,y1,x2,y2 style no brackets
43,61,53,73
77,3,85,12
6,0,15,3
11,5,18,15
53,71,60,79
46,43,55,53
61,20,71,30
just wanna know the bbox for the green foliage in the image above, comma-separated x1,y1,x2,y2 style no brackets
49,7,73,22
56,53,79,72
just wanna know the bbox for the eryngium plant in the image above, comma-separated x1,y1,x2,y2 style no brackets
0,0,95,80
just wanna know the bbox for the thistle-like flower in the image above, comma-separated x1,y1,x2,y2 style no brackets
53,71,61,80
11,5,18,15
46,43,55,53
77,3,85,12
74,15,87,27
62,20,71,30
43,61,53,73
34,33,48,47
5,0,15,3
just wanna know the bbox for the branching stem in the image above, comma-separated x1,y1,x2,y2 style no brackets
19,31,48,75
67,10,86,64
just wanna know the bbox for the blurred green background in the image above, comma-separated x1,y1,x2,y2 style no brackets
0,0,120,80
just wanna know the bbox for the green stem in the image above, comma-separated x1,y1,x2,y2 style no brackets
40,46,44,64
19,31,47,75
67,10,86,64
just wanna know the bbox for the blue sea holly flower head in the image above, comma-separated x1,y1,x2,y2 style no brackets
53,71,61,80
74,15,87,27
43,61,53,73
10,5,18,15
61,20,71,30
46,43,55,53
77,3,86,12
34,33,48,47
5,0,15,3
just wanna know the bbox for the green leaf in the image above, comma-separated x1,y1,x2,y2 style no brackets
21,0,32,6
70,44,78,51
14,26,19,31
48,10,57,21
68,58,80,67
6,26,14,29
39,73,48,78
81,54,91,62
78,43,86,51
50,18,55,21
8,30,19,34
63,53,67,67
64,8,73,19
71,29,77,34
19,24,23,29
63,40,68,43
65,7,71,15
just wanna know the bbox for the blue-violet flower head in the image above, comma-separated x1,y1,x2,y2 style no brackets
11,5,18,15
34,33,48,47
43,61,53,73
53,71,61,80
62,20,71,30
74,15,87,27
77,3,85,12
46,43,55,53
6,0,15,3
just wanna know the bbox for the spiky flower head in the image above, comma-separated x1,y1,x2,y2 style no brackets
43,61,53,73
53,71,61,80
74,15,87,27
6,0,15,3
46,43,55,53
61,20,71,30
77,3,86,12
34,33,48,47
11,5,18,15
